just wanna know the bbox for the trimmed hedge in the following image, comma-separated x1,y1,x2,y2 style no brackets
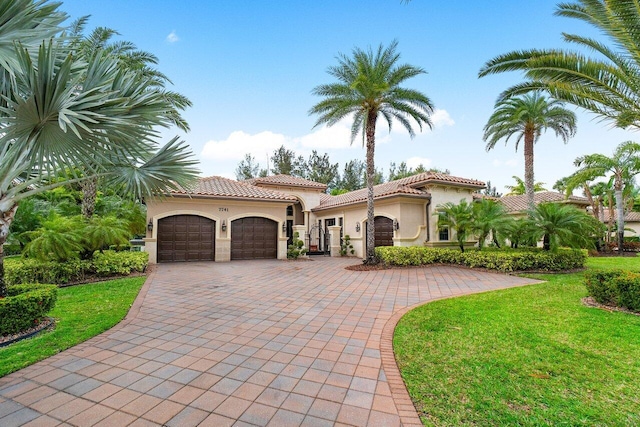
585,270,640,312
5,251,148,286
375,246,587,273
1,284,58,335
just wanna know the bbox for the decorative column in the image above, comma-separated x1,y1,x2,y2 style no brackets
328,225,342,257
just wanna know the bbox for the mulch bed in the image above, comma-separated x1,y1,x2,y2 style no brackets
582,297,640,316
0,317,56,348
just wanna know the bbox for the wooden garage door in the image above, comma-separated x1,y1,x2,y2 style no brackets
157,215,215,263
374,216,394,247
231,217,277,260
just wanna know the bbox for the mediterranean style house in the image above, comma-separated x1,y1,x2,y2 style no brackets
144,172,485,263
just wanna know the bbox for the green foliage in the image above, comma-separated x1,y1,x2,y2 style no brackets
4,251,148,285
435,199,474,252
92,251,148,277
585,269,640,312
472,198,507,249
287,232,307,259
22,215,84,262
375,246,586,272
82,216,131,253
526,202,600,251
0,284,57,335
340,234,355,256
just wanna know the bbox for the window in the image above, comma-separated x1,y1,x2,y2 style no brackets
438,226,449,241
286,205,293,216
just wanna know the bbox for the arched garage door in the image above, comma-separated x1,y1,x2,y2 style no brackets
231,217,277,260
374,216,394,247
157,215,215,263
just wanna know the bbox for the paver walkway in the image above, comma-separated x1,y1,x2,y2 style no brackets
0,258,541,426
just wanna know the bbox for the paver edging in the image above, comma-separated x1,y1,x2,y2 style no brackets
120,264,156,326
379,269,545,427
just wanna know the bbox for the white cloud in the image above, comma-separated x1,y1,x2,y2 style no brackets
166,31,180,43
201,130,290,161
431,109,455,128
406,156,432,169
298,119,356,149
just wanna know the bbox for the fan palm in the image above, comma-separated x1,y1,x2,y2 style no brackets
478,0,640,130
310,40,434,263
435,199,474,252
563,141,640,253
0,1,199,296
483,92,577,210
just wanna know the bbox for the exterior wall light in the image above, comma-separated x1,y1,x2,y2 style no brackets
282,222,287,232
394,219,399,230
147,219,153,232
221,220,227,231
355,222,361,232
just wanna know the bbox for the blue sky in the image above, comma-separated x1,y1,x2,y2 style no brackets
61,0,632,193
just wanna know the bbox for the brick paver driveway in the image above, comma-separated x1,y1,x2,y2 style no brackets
0,257,541,426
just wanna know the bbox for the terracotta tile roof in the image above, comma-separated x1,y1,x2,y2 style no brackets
602,211,640,222
394,172,485,188
171,176,297,202
246,174,328,190
500,191,590,213
312,172,485,211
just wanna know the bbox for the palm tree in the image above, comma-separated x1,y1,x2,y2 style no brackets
526,203,599,251
472,198,507,249
478,0,640,130
564,141,640,254
483,92,577,211
435,199,474,252
504,175,547,196
0,1,199,296
310,40,434,263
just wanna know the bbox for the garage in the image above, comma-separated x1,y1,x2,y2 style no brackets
231,217,278,260
157,215,215,263
374,216,394,247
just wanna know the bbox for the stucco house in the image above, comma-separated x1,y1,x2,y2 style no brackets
144,172,485,263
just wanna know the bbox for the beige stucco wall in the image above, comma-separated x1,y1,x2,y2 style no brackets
145,196,290,263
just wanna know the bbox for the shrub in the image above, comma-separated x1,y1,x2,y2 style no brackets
375,246,586,272
0,284,58,335
287,232,307,260
340,235,355,256
4,251,148,285
585,270,640,311
92,251,148,277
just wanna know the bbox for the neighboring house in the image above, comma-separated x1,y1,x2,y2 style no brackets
601,211,640,237
499,191,590,216
145,172,485,263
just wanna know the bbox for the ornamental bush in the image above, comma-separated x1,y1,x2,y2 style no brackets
0,284,58,335
585,270,640,312
4,251,148,286
375,246,586,272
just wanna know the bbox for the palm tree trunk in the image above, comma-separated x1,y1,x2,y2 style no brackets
81,177,98,219
0,203,19,298
607,194,614,244
543,233,550,251
615,185,625,255
365,113,377,264
524,130,535,212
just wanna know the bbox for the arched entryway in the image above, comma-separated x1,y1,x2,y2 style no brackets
157,215,215,263
231,217,278,260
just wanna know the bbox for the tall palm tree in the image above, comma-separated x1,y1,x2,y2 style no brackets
504,175,547,196
0,1,199,296
565,141,640,254
309,40,434,263
483,92,577,211
479,0,640,130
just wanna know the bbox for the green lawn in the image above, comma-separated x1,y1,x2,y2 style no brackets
394,256,640,427
0,276,145,377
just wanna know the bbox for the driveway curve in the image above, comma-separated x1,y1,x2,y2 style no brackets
0,257,541,426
